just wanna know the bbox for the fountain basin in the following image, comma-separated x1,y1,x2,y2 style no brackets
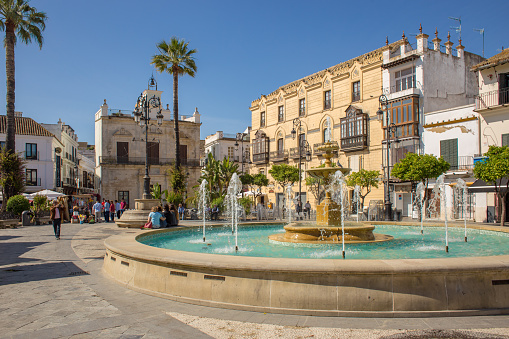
268,222,393,244
103,223,509,317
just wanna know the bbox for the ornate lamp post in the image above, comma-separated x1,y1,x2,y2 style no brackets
234,132,247,174
133,76,164,199
377,94,397,221
291,118,312,206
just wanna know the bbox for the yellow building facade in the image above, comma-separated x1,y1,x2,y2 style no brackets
249,44,398,211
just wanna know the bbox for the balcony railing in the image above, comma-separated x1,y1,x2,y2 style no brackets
289,146,308,159
448,156,474,171
99,156,200,167
63,177,77,187
270,150,288,162
352,92,360,102
26,178,41,186
475,87,509,110
24,151,39,160
252,152,269,164
341,135,368,152
324,100,331,110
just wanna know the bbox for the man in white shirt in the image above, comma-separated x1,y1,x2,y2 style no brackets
93,201,102,222
115,200,121,218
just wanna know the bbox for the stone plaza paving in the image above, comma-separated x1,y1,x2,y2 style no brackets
1,221,509,338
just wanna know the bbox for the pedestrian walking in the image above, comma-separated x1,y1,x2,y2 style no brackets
178,203,185,220
115,200,121,218
120,199,126,216
104,200,111,222
50,200,64,240
93,200,102,222
304,201,311,219
109,200,115,222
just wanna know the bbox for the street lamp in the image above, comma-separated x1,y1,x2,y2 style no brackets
376,94,398,221
291,118,312,207
234,132,248,174
133,76,164,199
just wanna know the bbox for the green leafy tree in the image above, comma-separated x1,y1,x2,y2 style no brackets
474,145,509,226
269,164,299,191
0,147,25,210
167,164,188,195
151,37,197,169
252,173,269,203
6,194,29,216
305,176,325,205
218,156,239,195
200,153,220,197
0,0,46,153
391,152,450,210
346,169,380,210
150,182,162,200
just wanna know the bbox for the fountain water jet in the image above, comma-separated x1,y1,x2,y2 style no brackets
430,174,449,252
415,182,426,234
198,179,209,242
286,184,294,224
328,170,347,258
456,178,468,242
353,184,361,222
225,173,242,251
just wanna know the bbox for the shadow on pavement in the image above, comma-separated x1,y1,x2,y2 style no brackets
0,235,21,241
0,241,46,266
0,261,88,286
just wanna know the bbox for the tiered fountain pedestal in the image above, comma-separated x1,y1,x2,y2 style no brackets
115,199,160,228
269,223,393,244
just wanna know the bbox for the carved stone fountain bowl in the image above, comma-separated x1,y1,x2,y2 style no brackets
268,222,394,244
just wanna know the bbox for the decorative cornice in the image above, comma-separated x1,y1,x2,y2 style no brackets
423,115,477,128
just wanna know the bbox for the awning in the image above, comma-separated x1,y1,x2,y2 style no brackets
468,179,509,193
449,181,474,187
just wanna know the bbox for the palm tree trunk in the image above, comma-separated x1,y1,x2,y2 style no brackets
173,69,180,169
5,23,16,154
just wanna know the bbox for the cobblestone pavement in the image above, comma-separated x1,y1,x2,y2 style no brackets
1,221,509,338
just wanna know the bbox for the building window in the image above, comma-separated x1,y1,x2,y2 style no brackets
324,90,331,109
348,155,363,173
384,96,419,139
503,133,509,147
228,146,235,160
395,67,416,92
299,99,305,116
148,142,159,165
118,191,129,209
26,169,38,186
25,143,37,160
0,141,5,148
55,155,61,187
277,137,283,151
441,138,458,170
252,131,269,163
260,111,265,127
299,133,305,148
323,127,331,143
117,142,129,164
352,81,360,102
278,106,284,122
179,144,187,166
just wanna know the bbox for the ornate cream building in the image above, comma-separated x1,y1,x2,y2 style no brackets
95,85,202,208
249,43,398,211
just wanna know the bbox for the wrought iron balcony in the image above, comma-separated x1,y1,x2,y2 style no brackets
270,150,288,162
341,135,368,152
252,152,269,164
289,146,308,159
475,87,509,110
448,156,474,171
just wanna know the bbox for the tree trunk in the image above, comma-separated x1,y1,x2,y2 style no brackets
5,23,16,154
500,192,507,227
173,69,180,169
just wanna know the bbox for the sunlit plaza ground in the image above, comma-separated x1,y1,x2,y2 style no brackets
2,219,509,339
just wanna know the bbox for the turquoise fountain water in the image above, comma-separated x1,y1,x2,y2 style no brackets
138,224,509,260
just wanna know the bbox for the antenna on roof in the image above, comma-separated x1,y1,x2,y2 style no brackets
473,28,485,58
449,16,462,41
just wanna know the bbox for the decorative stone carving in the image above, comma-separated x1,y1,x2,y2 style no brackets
113,128,133,136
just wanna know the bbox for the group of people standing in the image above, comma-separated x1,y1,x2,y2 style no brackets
92,199,126,223
145,204,179,229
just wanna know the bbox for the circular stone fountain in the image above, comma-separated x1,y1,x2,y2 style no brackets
269,141,392,245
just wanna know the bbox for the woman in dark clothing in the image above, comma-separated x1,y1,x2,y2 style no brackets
162,204,173,227
169,204,178,226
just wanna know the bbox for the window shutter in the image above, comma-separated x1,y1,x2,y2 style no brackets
502,133,509,147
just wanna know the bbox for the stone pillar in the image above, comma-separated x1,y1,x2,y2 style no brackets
416,24,428,53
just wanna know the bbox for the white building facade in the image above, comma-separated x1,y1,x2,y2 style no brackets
204,127,251,174
381,27,484,217
0,113,63,195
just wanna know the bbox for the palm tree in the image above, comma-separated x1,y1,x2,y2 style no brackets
151,37,197,169
0,0,46,153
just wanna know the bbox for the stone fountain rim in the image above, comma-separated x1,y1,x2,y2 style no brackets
105,222,509,274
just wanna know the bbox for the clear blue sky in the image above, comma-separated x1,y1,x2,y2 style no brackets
1,0,507,144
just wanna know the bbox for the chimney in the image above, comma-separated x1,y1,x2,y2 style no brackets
101,99,108,117
14,111,22,117
432,28,441,51
416,24,429,53
444,32,454,55
456,39,464,58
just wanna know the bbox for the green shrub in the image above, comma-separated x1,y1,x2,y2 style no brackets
32,194,48,213
238,197,251,215
211,196,225,211
6,195,30,216
166,191,184,205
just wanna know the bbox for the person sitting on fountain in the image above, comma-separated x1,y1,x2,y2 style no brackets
146,206,165,229
169,204,179,226
211,205,219,221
